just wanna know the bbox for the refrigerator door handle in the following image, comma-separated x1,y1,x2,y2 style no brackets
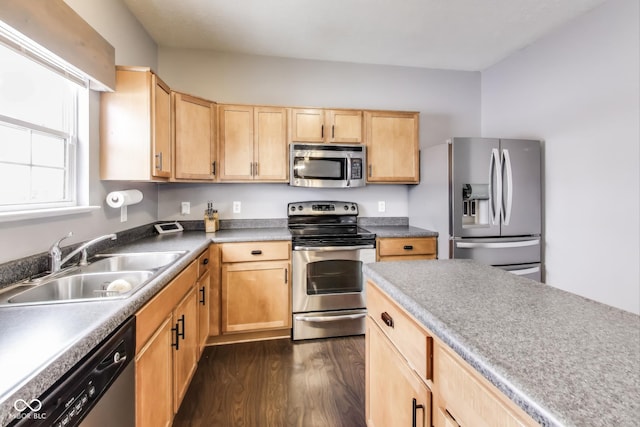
490,148,502,225
455,239,540,249
502,149,513,225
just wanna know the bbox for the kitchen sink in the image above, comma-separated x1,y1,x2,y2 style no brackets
7,271,154,304
0,251,187,306
82,251,187,273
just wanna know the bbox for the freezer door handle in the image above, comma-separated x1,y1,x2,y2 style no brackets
456,239,540,249
502,149,513,225
490,148,502,225
509,266,541,276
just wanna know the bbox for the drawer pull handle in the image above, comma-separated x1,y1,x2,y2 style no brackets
251,250,262,255
381,311,394,328
404,245,414,250
412,398,425,427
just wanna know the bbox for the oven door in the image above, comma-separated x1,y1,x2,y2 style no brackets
292,245,375,313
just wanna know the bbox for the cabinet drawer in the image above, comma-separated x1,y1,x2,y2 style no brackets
435,344,531,427
378,237,436,258
367,280,431,380
135,260,197,354
221,241,290,263
197,248,210,277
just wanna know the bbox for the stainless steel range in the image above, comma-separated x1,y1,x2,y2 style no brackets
288,201,376,340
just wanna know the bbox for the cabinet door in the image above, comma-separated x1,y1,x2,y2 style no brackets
152,74,172,178
219,105,254,180
289,108,325,142
254,107,288,181
326,109,362,143
365,111,419,183
173,92,216,180
209,244,221,337
173,287,199,413
197,270,210,356
222,261,291,333
135,315,173,427
366,318,431,427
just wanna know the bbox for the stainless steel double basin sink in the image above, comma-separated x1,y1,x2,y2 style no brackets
0,251,187,306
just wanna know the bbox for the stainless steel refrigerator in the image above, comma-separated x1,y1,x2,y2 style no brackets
408,137,542,281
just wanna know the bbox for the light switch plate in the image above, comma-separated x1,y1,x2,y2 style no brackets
233,201,241,213
181,202,190,215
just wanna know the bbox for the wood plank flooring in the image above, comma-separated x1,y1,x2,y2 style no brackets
173,336,366,427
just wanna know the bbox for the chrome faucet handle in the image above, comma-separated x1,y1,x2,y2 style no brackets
50,231,73,251
49,231,73,272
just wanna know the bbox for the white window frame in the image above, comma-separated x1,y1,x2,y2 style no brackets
0,21,98,222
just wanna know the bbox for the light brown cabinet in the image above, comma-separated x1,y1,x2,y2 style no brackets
134,256,200,426
366,281,432,427
376,237,437,261
172,286,198,413
172,92,217,181
364,110,419,183
367,317,431,427
196,249,211,356
100,66,172,181
218,105,288,181
289,108,363,143
220,241,291,334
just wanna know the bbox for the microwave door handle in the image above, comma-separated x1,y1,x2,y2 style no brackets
346,156,351,187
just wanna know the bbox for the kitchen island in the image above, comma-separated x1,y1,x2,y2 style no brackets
363,259,640,427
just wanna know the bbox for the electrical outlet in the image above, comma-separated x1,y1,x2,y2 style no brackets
378,201,386,213
181,202,190,215
233,201,241,213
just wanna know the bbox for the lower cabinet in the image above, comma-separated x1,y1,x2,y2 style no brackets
376,237,437,261
217,241,292,337
366,317,431,427
135,316,174,427
221,260,290,333
134,248,209,427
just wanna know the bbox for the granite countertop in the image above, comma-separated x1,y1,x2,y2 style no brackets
364,225,438,238
0,225,298,425
363,259,640,427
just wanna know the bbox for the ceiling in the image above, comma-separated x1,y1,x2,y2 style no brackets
122,0,606,71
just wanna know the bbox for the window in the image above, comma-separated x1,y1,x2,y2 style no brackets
0,29,87,213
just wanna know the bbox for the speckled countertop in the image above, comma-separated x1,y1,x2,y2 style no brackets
364,225,438,238
363,259,640,427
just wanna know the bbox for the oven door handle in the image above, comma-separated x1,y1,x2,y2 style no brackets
293,244,375,251
294,313,367,322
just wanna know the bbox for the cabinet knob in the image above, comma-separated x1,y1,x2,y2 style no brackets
381,311,394,328
202,258,209,265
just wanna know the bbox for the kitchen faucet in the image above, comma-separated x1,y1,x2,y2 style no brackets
49,232,117,272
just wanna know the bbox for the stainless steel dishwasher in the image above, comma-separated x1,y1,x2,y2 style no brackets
11,317,135,427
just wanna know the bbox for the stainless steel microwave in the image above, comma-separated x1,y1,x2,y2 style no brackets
289,143,366,188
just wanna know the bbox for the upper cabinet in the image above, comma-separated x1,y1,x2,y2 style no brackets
289,108,363,143
218,105,288,182
364,110,419,184
100,66,172,181
172,92,217,181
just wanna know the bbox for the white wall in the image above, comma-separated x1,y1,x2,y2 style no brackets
0,0,159,264
157,49,481,220
481,0,639,313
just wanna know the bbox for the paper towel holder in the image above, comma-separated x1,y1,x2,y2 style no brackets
106,189,143,222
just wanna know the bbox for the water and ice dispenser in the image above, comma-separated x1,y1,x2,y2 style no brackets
462,184,490,227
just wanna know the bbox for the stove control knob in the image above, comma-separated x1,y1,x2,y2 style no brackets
344,205,349,210
298,205,303,211
290,206,296,211
351,206,356,211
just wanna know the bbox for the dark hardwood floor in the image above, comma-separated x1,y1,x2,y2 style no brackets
173,336,366,427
